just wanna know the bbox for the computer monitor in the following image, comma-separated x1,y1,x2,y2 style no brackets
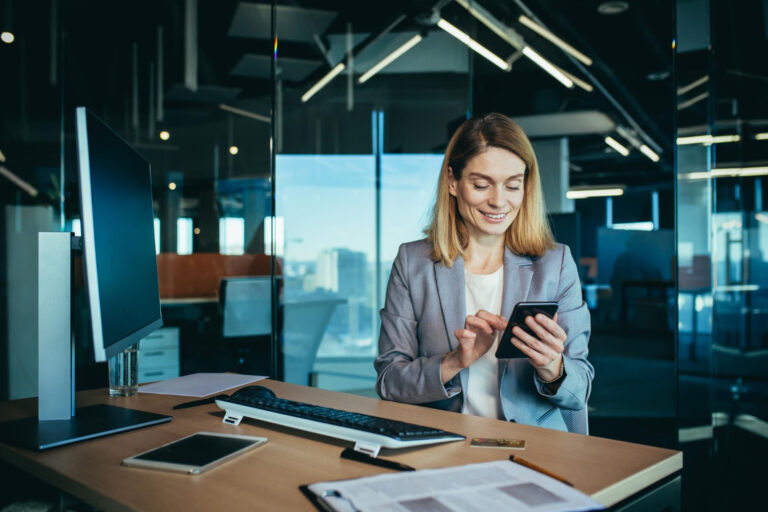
0,108,171,450
76,107,163,362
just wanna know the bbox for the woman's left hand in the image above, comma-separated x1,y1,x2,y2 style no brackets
510,313,566,382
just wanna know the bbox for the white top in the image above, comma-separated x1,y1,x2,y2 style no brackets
462,266,504,419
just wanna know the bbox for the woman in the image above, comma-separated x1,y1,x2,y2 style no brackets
374,113,593,434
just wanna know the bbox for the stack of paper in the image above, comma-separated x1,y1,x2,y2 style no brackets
139,373,266,397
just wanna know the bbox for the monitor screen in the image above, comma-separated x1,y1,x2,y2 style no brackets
76,107,162,362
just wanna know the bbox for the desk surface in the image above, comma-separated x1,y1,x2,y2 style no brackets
0,380,681,511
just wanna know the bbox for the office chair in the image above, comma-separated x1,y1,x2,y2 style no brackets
219,277,272,338
281,298,344,386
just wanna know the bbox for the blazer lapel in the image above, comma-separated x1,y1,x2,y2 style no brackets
434,256,466,353
499,248,534,385
500,248,534,319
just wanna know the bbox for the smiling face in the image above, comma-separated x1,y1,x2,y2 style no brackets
448,146,526,243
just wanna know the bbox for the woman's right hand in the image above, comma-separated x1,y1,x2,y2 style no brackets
441,310,506,383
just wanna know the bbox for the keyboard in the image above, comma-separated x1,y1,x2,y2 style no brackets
215,386,465,457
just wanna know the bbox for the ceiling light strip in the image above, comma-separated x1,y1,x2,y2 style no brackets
518,15,592,66
677,92,708,111
680,166,768,180
556,66,593,92
755,133,768,140
716,166,768,177
676,134,741,146
301,62,346,103
454,0,524,49
677,75,709,96
566,188,624,199
437,19,510,70
605,136,630,156
639,145,660,162
359,34,423,84
616,126,662,162
521,46,573,87
0,165,39,197
454,1,585,90
219,104,270,123
616,126,641,147
710,135,740,144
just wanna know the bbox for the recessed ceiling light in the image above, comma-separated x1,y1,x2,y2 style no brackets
1,32,14,44
597,1,629,15
159,130,170,141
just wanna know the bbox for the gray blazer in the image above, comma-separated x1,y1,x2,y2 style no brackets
375,239,593,434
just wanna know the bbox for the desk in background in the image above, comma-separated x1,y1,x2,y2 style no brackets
0,381,682,511
160,294,344,385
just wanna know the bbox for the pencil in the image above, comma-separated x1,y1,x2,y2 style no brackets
509,455,574,487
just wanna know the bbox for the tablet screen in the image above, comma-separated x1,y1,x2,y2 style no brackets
133,433,259,467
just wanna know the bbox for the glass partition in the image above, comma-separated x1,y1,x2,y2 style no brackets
274,2,471,390
0,0,278,398
676,0,766,508
0,0,62,400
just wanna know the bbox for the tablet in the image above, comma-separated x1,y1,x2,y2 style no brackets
122,431,267,474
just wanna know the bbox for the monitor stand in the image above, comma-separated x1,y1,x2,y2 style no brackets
0,404,171,450
0,233,170,450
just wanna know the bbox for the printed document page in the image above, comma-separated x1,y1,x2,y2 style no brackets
308,460,604,512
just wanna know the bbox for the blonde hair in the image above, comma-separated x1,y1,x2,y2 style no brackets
425,112,555,267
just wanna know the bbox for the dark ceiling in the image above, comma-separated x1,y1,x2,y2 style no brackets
271,0,677,186
12,0,768,205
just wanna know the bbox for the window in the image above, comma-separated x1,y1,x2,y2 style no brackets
154,218,160,255
176,218,193,255
219,217,245,255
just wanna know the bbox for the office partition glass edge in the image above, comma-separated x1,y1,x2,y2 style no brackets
374,110,383,340
270,0,279,381
674,1,767,507
672,0,681,450
675,0,714,443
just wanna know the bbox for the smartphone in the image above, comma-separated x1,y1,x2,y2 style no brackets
494,302,559,359
122,431,267,474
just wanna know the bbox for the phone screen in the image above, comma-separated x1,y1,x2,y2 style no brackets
494,302,559,359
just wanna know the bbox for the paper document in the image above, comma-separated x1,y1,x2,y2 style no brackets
306,460,604,512
139,373,267,397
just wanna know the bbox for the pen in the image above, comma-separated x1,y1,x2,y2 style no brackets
340,447,415,471
509,455,573,486
319,490,361,512
173,394,230,410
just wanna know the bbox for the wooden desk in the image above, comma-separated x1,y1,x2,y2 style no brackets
0,381,681,511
